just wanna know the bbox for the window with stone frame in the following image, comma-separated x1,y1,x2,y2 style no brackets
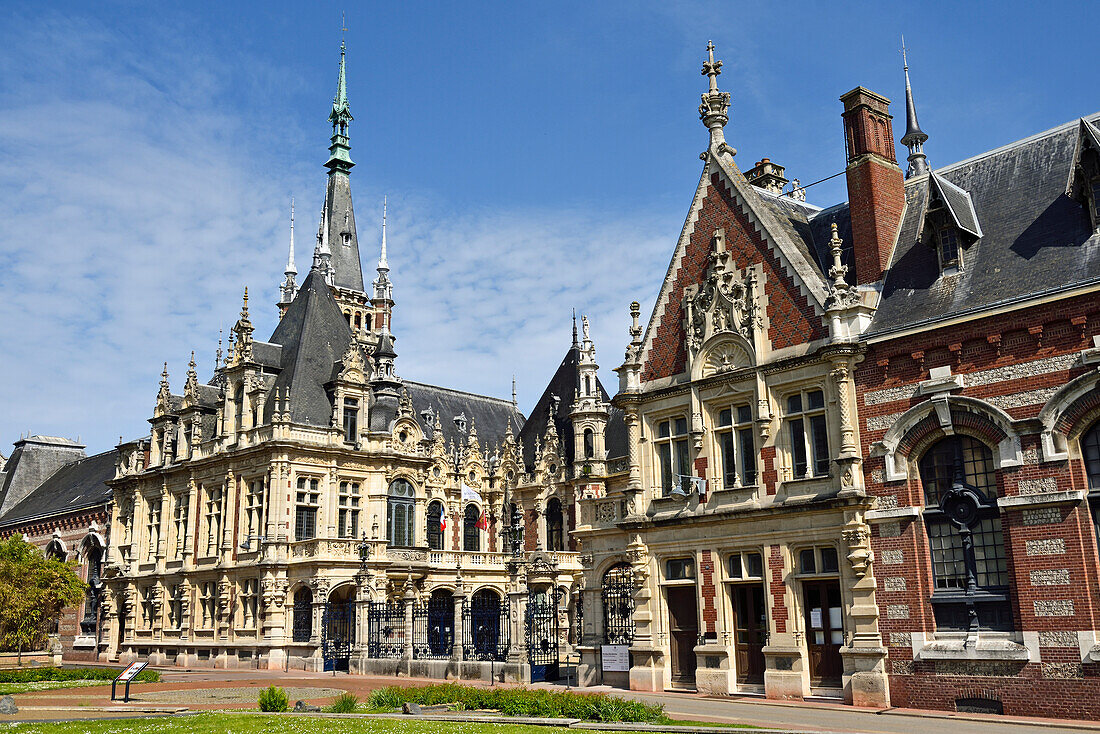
426,500,444,551
172,492,189,559
343,398,360,443
655,416,691,495
338,480,361,539
796,545,840,576
233,384,245,434
463,503,481,552
167,584,183,629
117,497,134,564
239,578,259,628
295,476,320,542
145,498,162,562
204,484,223,556
199,581,216,628
1081,420,1100,544
546,497,564,551
387,479,416,547
244,478,265,548
937,226,960,271
140,585,155,629
716,404,757,487
583,428,595,459
784,389,830,479
919,435,1012,631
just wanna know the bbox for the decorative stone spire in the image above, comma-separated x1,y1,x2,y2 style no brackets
699,41,733,152
901,40,929,178
378,195,388,272
231,288,254,363
572,308,579,347
157,362,171,404
184,351,199,396
372,197,395,333
313,204,335,285
279,199,298,313
326,40,355,176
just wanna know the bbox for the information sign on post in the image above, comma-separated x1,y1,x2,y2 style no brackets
601,644,630,672
111,661,148,702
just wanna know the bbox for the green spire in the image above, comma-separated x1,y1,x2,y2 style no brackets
326,40,354,175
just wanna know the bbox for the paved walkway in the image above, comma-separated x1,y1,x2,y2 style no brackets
3,667,1099,733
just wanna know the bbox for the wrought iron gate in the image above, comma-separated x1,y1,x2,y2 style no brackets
412,596,454,660
321,599,355,672
602,564,636,645
526,588,562,681
463,593,509,661
367,601,406,659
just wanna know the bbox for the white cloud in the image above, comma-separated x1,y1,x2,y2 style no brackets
0,12,682,454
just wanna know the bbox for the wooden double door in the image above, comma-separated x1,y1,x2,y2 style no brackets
729,583,767,685
666,586,698,687
802,579,843,687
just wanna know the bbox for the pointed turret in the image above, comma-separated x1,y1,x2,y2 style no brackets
278,199,299,315
371,197,394,332
900,41,929,178
326,40,354,176
699,41,733,153
313,204,335,286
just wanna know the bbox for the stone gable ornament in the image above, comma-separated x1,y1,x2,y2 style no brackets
683,229,760,362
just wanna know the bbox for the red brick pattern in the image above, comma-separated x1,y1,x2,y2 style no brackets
642,172,827,382
700,549,717,636
768,545,788,632
846,159,904,285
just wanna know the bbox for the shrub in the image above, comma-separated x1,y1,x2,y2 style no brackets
0,667,159,684
366,684,666,723
327,692,358,713
258,685,289,712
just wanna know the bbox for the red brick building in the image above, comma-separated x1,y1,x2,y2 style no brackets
850,65,1100,716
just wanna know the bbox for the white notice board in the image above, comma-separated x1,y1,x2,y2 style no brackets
602,644,630,672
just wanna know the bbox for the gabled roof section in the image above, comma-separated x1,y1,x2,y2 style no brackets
0,449,115,528
869,114,1100,335
266,270,354,427
404,381,524,448
930,170,983,238
1067,117,1100,207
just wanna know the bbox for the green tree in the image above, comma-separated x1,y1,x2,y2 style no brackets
0,534,86,662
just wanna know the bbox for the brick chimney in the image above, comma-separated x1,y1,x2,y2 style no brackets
840,87,905,285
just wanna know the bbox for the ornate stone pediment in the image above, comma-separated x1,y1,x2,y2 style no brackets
683,229,760,359
700,339,753,378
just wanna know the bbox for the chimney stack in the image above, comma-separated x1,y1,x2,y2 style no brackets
840,87,905,285
745,158,789,195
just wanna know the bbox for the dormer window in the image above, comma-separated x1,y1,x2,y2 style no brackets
343,398,359,443
937,226,960,272
924,172,982,276
342,232,352,247
1068,119,1100,232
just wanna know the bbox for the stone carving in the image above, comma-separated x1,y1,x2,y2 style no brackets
682,229,759,360
595,502,616,524
843,526,873,578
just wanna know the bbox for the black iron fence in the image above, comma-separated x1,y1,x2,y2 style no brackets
462,594,510,661
366,601,406,659
412,596,455,660
602,564,636,645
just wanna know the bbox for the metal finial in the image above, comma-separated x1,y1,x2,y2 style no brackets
702,40,722,94
572,308,578,346
378,195,389,271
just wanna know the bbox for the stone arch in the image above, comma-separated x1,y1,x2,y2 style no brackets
692,332,756,381
1038,370,1100,460
873,395,1021,481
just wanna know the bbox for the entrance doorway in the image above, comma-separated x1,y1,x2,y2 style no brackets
802,579,843,687
666,586,698,687
730,584,766,685
322,586,356,672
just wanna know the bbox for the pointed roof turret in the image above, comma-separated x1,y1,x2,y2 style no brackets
901,40,930,178
326,40,355,176
279,199,299,312
378,195,389,272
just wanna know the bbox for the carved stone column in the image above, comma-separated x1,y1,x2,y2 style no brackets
839,510,888,707
624,409,642,517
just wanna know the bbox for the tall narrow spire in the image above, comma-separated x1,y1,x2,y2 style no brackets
572,308,578,347
900,38,929,178
279,198,299,313
378,196,389,272
326,40,355,176
372,197,394,330
313,204,335,285
699,41,732,151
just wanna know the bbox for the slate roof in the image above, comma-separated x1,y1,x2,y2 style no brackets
266,270,355,427
324,172,366,292
868,114,1100,335
0,449,115,527
404,381,524,448
753,189,856,286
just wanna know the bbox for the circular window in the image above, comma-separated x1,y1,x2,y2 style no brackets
398,430,408,443
506,470,515,482
433,466,441,478
549,464,558,475
467,471,476,483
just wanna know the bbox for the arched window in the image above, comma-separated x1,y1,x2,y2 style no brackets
387,479,416,547
546,497,564,551
463,504,480,552
292,587,313,642
1082,421,1100,541
234,384,245,432
427,501,444,551
583,428,595,459
919,436,1011,631
602,564,635,644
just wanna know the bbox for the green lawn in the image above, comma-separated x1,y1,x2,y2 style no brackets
0,680,116,695
1,713,648,734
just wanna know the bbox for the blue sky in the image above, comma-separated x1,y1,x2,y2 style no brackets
1,1,1097,454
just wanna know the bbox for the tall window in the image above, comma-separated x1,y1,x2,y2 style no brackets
240,579,259,628
343,398,359,443
938,226,960,271
199,582,216,628
785,389,830,478
717,404,757,487
655,417,690,495
172,492,189,559
292,587,313,642
295,477,320,542
427,501,444,551
583,428,595,459
463,504,480,552
140,585,155,628
244,478,265,546
387,479,415,547
234,384,245,434
205,485,222,556
920,436,1011,631
167,584,183,629
338,480,361,538
1083,421,1100,543
546,497,564,551
145,498,162,562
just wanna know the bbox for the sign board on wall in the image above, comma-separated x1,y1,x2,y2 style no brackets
601,644,630,672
